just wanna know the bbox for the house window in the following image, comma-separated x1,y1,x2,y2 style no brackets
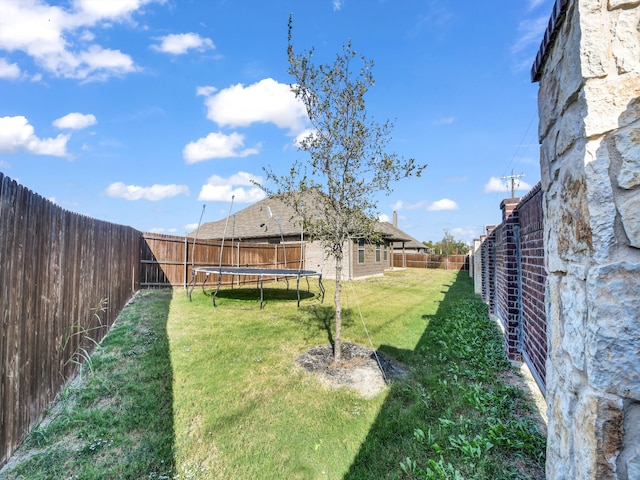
375,243,381,262
358,239,365,264
384,243,388,261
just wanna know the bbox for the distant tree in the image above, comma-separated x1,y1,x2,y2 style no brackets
437,230,469,255
422,240,437,254
261,15,426,362
440,230,456,255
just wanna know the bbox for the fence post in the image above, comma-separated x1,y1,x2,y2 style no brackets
183,236,188,290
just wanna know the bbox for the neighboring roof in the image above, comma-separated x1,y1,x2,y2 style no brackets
190,193,416,243
377,221,415,244
381,222,426,250
189,194,304,241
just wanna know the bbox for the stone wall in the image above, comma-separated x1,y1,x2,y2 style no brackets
532,0,640,478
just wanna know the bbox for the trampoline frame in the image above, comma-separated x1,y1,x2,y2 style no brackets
188,267,325,309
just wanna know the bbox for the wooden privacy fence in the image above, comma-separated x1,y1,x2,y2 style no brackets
141,233,304,288
0,173,141,467
393,252,469,271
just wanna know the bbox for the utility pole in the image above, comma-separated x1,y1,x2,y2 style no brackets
500,170,525,198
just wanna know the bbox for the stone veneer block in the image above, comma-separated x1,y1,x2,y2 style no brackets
583,78,640,137
609,0,640,9
560,275,588,370
585,139,617,261
573,392,624,479
586,262,640,400
616,127,640,190
618,194,640,248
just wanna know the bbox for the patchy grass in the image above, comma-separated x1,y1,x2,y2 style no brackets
1,269,546,479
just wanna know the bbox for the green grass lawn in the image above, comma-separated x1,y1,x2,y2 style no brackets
0,269,546,479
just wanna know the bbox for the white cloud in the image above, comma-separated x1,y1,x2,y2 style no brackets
183,131,260,163
511,16,548,55
197,172,266,203
450,226,479,242
391,200,403,211
220,171,262,186
0,116,69,156
151,33,214,55
105,182,189,201
333,1,343,11
528,0,547,11
148,227,179,234
53,112,97,130
73,0,157,22
432,116,455,125
446,176,468,183
203,78,308,134
484,177,508,192
427,198,458,211
379,213,390,223
196,85,217,97
484,176,533,193
0,0,152,81
293,128,316,148
391,199,429,211
0,58,21,79
392,198,459,212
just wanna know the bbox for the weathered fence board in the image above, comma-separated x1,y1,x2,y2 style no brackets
392,252,469,271
141,233,303,288
0,173,141,467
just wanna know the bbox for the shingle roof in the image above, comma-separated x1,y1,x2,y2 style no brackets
189,194,305,241
381,222,426,250
376,221,414,243
190,192,415,243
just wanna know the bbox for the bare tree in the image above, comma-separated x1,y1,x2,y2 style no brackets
262,15,426,362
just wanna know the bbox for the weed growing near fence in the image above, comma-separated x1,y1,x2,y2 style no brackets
59,297,109,378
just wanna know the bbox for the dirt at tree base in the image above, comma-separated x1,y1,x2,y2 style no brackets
296,343,406,399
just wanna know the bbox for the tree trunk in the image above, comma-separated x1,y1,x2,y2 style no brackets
334,251,343,362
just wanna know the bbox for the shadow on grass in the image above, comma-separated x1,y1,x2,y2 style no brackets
301,304,357,345
209,286,317,304
343,271,547,479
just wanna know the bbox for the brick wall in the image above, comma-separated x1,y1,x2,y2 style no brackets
517,184,546,392
497,199,521,360
473,182,547,395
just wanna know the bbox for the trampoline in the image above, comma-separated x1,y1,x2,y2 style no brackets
188,267,325,309
187,197,324,309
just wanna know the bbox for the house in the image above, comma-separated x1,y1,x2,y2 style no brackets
189,193,417,281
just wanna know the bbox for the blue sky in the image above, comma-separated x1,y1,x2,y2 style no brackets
0,0,552,244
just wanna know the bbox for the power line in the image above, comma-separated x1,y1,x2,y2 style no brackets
502,111,537,178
